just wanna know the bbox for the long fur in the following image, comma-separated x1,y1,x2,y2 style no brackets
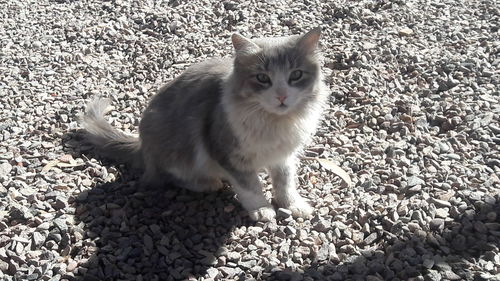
80,28,328,221
80,98,142,168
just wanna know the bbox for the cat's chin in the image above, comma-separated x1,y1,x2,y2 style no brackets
263,104,294,116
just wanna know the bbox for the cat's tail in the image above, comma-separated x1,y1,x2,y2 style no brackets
80,98,143,169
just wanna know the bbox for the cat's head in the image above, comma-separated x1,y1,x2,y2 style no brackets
229,28,322,116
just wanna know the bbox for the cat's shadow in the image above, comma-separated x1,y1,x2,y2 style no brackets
64,130,248,281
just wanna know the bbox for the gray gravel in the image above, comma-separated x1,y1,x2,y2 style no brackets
1,0,499,280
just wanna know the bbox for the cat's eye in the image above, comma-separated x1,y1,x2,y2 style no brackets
256,73,271,84
289,70,303,81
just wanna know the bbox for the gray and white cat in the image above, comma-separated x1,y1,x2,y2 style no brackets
81,28,328,221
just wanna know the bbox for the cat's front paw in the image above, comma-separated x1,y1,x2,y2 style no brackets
275,192,314,219
288,200,313,219
248,206,276,222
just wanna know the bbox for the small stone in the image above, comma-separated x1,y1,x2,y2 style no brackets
149,224,161,235
143,234,154,251
483,260,495,271
485,222,500,231
9,204,32,220
67,259,78,272
423,258,434,269
442,270,461,280
424,270,441,281
32,232,46,248
435,261,452,271
435,208,449,218
314,219,332,232
15,241,24,255
19,186,36,196
37,222,51,230
53,196,68,210
81,179,92,187
429,219,444,231
0,259,8,272
399,28,414,36
407,185,422,193
32,41,42,48
438,142,450,153
473,221,488,233
58,154,74,163
0,163,12,177
11,237,30,244
407,176,425,187
53,218,68,233
206,268,219,278
484,195,496,205
219,266,239,278
277,208,292,219
254,239,266,248
486,212,497,221
363,42,377,49
25,273,39,280
247,226,263,236
316,244,330,261
238,260,256,269
366,276,383,281
352,231,364,243
442,153,461,160
451,234,467,251
364,233,378,245
430,197,452,208
284,226,296,236
227,252,241,262
330,272,344,281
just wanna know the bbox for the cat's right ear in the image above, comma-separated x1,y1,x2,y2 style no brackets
231,33,260,55
297,27,322,54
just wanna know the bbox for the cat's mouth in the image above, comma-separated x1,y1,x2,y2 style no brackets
273,103,290,115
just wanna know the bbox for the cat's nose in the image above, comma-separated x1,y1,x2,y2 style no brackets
277,95,287,103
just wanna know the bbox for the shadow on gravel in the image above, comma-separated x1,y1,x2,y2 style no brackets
65,131,248,281
273,197,500,281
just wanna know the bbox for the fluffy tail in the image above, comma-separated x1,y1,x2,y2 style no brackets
80,98,142,168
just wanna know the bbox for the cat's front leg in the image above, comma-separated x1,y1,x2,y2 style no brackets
269,158,313,218
225,168,276,222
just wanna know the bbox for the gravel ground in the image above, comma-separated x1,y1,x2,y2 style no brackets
1,0,499,280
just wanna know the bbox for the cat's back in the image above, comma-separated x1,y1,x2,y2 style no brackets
184,57,233,79
140,58,233,136
158,58,232,100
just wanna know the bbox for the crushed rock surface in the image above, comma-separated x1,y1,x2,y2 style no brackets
0,0,499,280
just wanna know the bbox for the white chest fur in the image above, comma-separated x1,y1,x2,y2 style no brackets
227,103,321,169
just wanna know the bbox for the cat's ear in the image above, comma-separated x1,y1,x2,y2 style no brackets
297,27,321,53
231,33,260,55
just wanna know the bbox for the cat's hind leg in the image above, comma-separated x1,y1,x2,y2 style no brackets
139,159,165,188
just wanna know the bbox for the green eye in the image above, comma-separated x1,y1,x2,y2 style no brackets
289,70,303,81
256,73,271,84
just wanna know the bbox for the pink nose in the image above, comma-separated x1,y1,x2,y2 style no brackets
277,95,287,103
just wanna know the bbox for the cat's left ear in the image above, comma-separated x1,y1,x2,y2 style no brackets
297,27,321,53
232,33,260,55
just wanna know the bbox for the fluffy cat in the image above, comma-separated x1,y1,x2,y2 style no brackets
81,28,328,221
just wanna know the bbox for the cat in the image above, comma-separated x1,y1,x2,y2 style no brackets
80,28,329,221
